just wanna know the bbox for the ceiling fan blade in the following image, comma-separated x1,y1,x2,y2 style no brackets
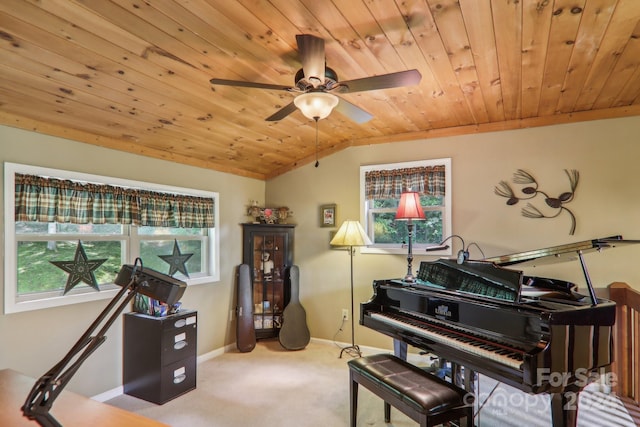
334,98,373,124
210,78,292,91
338,69,422,93
296,34,325,86
265,102,298,121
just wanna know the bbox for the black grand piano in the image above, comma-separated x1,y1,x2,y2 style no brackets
361,236,637,427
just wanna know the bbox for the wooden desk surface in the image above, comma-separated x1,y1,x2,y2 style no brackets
0,369,168,426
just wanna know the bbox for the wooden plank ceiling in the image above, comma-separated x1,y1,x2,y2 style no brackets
1,1,640,180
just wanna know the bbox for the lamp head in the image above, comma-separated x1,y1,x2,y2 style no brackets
424,234,475,264
114,264,186,306
395,191,425,220
330,220,372,247
294,91,339,120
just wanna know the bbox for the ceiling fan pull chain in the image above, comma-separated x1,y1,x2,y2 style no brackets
314,117,320,168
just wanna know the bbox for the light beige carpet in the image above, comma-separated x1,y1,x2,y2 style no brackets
106,339,639,427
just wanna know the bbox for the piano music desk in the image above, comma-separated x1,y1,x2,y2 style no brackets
0,369,168,426
348,354,474,427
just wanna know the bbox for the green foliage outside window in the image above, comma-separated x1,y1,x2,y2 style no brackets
139,240,202,276
17,240,122,294
16,222,204,295
371,195,444,245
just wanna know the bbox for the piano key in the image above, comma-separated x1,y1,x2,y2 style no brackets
370,312,524,370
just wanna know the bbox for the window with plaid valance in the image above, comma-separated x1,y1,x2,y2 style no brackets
15,173,215,228
364,165,446,200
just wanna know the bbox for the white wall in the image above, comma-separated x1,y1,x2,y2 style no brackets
266,116,640,350
0,125,265,396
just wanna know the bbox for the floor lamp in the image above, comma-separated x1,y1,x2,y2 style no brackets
395,191,425,283
330,220,372,358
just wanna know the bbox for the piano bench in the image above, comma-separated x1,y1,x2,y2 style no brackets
348,354,474,427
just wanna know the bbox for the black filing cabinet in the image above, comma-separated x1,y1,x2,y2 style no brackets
123,309,197,404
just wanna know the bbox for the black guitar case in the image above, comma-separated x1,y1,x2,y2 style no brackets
279,265,310,350
236,264,256,352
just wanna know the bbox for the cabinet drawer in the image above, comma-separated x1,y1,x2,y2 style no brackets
159,356,196,403
161,324,196,365
163,312,197,333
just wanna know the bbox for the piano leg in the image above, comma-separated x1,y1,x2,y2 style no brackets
550,390,579,427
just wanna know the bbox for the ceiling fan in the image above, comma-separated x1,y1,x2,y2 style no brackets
209,34,422,123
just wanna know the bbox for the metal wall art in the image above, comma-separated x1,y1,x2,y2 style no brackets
494,169,579,235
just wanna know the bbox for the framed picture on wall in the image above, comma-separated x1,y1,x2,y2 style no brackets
320,204,337,228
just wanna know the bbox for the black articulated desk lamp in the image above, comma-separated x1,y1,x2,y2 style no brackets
22,259,186,427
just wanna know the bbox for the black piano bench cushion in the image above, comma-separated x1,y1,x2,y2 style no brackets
348,354,474,427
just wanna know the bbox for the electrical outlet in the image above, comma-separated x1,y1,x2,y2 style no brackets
342,309,349,321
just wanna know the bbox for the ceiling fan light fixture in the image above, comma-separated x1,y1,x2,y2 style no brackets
294,92,339,120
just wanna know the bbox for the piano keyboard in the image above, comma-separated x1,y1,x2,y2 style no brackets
370,312,525,370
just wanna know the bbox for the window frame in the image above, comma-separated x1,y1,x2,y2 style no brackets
4,162,220,314
359,158,453,256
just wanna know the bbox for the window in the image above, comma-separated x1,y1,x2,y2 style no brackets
360,159,452,255
4,163,220,314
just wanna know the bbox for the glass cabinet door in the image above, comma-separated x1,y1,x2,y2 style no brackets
242,224,294,339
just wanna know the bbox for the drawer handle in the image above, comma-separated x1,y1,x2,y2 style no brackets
174,319,187,328
174,340,187,350
173,374,186,384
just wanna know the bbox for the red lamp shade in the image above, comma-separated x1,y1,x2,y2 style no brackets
395,191,425,220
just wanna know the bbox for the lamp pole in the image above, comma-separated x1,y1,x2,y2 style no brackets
404,218,416,282
340,245,360,358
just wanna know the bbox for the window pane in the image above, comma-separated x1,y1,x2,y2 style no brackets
372,195,443,209
6,163,220,313
373,198,399,209
138,226,204,236
16,222,122,235
17,240,123,295
139,239,203,277
372,212,443,245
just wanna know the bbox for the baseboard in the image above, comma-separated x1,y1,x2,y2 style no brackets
92,386,124,402
91,343,234,402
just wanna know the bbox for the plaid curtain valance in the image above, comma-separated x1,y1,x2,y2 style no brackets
15,173,215,228
365,165,446,200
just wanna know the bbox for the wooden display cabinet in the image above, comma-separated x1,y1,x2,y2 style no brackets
242,223,294,340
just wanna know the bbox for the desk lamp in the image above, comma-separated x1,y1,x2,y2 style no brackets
22,259,186,427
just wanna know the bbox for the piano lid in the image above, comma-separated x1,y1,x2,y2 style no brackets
485,235,640,267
